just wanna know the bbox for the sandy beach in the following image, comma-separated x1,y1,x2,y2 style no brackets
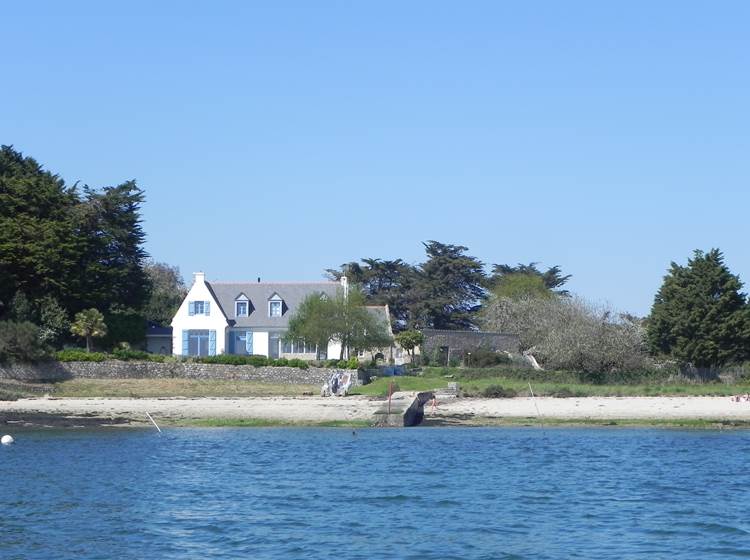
3,394,750,428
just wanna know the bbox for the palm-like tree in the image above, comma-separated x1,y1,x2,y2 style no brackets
70,308,107,352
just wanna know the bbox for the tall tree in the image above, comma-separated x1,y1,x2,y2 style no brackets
0,146,79,314
490,262,571,295
142,261,188,326
408,241,488,329
72,182,151,312
647,249,750,367
326,258,416,330
0,146,151,324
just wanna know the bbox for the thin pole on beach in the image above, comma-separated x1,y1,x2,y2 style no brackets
528,382,544,428
146,411,162,433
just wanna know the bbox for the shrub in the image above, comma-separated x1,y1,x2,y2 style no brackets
346,357,359,370
111,348,152,361
56,349,108,362
482,384,518,398
0,321,53,363
465,349,512,368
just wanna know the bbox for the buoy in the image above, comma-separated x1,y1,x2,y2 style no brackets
1,435,14,445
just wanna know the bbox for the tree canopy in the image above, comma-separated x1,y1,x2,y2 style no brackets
287,288,392,359
490,262,571,295
647,249,750,367
0,145,153,349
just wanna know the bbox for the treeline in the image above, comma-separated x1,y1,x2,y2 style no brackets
0,146,185,359
326,243,569,331
330,247,750,374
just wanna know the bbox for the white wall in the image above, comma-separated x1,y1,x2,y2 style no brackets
171,272,228,355
253,331,269,357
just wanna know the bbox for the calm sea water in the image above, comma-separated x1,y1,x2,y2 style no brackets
2,427,749,559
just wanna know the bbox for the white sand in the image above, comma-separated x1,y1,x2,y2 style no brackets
435,396,750,421
2,395,750,425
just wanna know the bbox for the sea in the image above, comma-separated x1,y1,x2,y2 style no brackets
2,427,749,559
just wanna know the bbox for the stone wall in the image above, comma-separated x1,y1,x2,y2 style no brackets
0,361,337,385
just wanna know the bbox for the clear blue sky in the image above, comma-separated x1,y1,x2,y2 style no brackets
3,1,749,316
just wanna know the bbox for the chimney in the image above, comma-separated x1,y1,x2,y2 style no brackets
340,275,349,298
193,271,205,285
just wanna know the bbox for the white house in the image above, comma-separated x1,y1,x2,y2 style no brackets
171,272,346,359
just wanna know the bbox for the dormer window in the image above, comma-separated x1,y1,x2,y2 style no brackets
268,293,283,317
235,293,250,317
269,300,282,317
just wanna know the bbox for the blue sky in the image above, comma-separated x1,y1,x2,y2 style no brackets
3,1,749,315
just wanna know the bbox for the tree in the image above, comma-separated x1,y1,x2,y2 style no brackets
481,295,651,375
647,249,750,367
0,321,53,363
492,273,554,300
0,146,151,321
490,262,571,295
326,258,416,330
0,146,79,314
408,241,488,329
72,182,151,313
142,261,188,326
70,308,108,352
394,330,424,363
287,288,392,359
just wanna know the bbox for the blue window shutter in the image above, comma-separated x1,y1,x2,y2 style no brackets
246,331,253,354
209,330,216,355
205,301,210,315
182,330,189,355
188,302,195,316
228,332,235,354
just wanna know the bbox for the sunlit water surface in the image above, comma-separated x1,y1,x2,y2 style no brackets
2,427,749,559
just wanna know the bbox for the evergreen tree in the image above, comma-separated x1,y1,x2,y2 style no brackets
0,146,79,313
490,262,571,295
647,249,750,367
142,261,188,326
408,241,488,329
326,258,416,330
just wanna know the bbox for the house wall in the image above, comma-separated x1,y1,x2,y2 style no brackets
171,272,228,355
253,331,270,357
146,336,172,355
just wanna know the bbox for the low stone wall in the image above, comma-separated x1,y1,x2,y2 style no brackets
0,361,336,385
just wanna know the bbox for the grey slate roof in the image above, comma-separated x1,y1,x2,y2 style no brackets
206,281,341,329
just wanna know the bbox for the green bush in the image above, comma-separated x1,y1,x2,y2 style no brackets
0,321,53,363
465,349,512,368
482,384,518,398
56,349,108,362
111,348,152,361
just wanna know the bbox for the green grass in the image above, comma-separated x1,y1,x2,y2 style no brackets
176,417,373,428
47,378,319,398
350,370,750,398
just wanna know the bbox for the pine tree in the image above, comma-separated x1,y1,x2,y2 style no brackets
647,249,750,367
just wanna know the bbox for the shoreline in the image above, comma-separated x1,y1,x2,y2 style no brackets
3,395,750,430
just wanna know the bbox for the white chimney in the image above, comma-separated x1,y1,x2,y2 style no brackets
340,275,349,298
193,271,206,285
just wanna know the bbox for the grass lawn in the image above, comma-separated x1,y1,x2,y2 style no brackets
45,378,319,398
349,370,750,398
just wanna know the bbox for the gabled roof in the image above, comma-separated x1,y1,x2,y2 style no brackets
206,281,340,328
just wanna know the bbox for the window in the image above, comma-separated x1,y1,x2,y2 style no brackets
189,301,210,316
236,301,248,317
269,300,282,317
282,338,292,353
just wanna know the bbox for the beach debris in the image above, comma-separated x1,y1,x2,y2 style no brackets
1,434,15,445
321,370,354,397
